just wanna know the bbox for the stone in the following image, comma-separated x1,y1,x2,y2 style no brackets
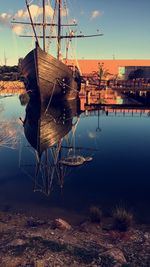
35,260,46,267
9,239,27,246
53,218,71,230
144,232,150,239
101,248,126,265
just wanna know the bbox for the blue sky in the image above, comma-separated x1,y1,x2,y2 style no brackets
0,0,150,65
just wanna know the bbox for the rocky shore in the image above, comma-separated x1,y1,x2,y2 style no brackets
0,211,150,267
0,81,25,90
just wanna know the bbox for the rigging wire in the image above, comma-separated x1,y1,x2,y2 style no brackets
46,0,57,52
28,0,34,5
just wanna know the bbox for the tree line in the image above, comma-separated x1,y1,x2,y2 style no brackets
0,58,24,81
0,65,21,81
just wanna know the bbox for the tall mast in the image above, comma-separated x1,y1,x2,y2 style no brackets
43,0,46,51
57,0,61,59
25,0,39,46
17,0,103,48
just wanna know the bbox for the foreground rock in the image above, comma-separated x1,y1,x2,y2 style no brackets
101,248,127,266
53,218,72,230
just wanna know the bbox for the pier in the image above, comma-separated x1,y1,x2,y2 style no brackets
82,105,150,118
80,79,150,93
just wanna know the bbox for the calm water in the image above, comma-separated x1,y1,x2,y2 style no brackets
0,91,150,224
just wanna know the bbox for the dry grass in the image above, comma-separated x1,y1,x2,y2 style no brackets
89,206,102,223
112,207,133,232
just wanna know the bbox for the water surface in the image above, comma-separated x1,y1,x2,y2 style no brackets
0,91,150,224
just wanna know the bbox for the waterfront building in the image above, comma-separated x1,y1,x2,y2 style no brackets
68,59,150,79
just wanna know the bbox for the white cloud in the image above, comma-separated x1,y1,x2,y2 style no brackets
0,3,69,35
14,4,54,19
0,4,54,34
12,25,24,35
14,4,68,19
90,10,102,20
12,4,55,35
0,13,11,26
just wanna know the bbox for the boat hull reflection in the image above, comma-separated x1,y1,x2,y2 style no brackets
23,97,81,195
24,98,81,156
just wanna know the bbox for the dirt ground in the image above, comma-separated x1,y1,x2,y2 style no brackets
0,211,150,267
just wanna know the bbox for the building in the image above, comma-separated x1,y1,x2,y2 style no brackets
68,59,150,79
123,66,150,80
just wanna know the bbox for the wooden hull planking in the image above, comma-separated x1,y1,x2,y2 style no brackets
21,46,81,102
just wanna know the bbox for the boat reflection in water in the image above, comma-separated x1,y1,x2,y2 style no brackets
23,97,92,195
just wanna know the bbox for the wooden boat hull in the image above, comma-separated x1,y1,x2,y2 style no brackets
21,46,81,102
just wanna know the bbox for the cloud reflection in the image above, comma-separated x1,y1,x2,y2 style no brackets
0,104,19,149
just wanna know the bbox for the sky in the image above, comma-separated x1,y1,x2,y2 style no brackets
0,0,150,65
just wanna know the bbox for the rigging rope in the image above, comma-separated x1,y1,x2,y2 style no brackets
44,79,57,114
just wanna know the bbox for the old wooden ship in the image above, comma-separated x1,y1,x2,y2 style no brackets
13,0,103,103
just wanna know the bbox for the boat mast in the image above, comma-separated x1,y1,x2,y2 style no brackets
43,0,46,51
17,1,103,47
57,0,61,59
25,0,39,46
